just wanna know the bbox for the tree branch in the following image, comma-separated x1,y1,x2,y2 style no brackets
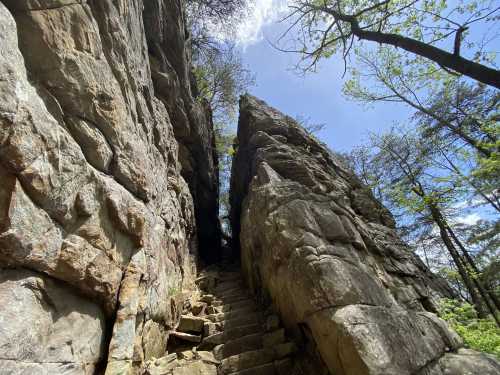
303,4,500,88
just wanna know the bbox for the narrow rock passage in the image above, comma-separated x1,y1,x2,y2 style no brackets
145,261,298,375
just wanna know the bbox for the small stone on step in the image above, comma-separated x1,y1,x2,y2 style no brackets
206,305,219,314
191,301,207,315
200,294,215,304
171,331,202,343
196,351,220,364
178,350,195,360
178,315,207,333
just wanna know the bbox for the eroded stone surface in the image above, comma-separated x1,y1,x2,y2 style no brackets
230,94,499,375
0,0,217,373
0,269,105,375
143,0,221,262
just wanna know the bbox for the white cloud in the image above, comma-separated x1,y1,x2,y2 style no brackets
204,0,289,47
455,213,481,226
234,0,288,46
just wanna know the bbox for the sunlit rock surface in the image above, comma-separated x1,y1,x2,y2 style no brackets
0,1,219,373
230,94,500,375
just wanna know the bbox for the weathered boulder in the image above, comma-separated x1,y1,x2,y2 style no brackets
0,269,105,375
0,0,217,373
230,95,500,375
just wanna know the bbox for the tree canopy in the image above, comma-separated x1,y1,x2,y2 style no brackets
279,0,500,87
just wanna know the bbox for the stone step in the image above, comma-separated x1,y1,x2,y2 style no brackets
214,282,247,295
175,268,295,375
206,310,261,324
220,313,262,330
215,287,248,299
170,331,202,343
217,293,253,305
220,348,274,374
211,304,258,318
215,281,244,292
228,362,276,375
262,328,286,347
177,315,207,334
218,272,242,280
220,342,297,373
213,295,255,307
209,302,255,315
218,271,241,278
219,332,263,359
216,279,242,287
220,299,257,313
273,358,294,375
200,323,263,350
223,323,263,341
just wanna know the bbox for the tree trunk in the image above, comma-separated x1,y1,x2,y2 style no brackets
447,226,500,314
428,205,490,319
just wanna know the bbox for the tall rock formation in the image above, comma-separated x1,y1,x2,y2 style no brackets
1,0,498,373
230,95,500,375
143,0,221,263
0,0,219,373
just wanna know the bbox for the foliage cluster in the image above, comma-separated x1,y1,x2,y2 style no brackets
185,0,255,237
439,298,500,358
298,0,500,327
279,0,499,87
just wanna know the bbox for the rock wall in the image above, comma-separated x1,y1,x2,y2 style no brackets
230,95,500,375
0,0,218,373
143,0,221,263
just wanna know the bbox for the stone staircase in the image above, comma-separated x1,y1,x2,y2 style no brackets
144,266,297,375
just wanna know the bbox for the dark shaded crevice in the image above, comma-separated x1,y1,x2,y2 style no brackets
96,268,129,375
142,0,222,264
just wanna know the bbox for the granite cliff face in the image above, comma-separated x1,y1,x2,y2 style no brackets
0,0,218,373
230,95,500,375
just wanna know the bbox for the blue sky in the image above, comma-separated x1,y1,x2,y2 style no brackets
225,2,498,227
231,0,498,154
234,6,412,153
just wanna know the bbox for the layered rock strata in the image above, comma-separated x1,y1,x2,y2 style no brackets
0,0,218,373
230,95,500,375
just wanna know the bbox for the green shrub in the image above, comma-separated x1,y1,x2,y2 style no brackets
438,299,500,358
